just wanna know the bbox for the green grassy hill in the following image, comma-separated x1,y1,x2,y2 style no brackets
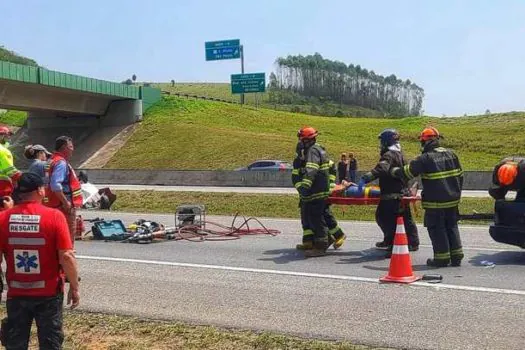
0,46,35,125
0,46,38,66
0,110,27,127
105,96,525,171
153,83,383,118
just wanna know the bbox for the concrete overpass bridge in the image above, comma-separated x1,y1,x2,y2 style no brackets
0,60,161,167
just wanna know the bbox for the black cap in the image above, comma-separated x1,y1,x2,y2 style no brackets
15,172,44,194
55,136,72,151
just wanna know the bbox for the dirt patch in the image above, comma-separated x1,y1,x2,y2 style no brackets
80,124,138,168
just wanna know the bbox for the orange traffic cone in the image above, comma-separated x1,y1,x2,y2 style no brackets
380,216,421,284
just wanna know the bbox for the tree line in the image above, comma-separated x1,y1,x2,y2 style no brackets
268,53,424,116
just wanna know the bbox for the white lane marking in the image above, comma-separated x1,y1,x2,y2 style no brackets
77,255,525,296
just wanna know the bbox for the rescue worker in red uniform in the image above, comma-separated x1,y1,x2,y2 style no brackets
294,127,332,257
293,141,346,250
391,127,464,267
0,172,80,349
44,136,83,244
360,129,419,256
488,157,525,201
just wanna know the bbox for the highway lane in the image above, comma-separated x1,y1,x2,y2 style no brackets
74,210,525,350
95,184,511,198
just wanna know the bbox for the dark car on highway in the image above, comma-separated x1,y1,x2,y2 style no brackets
235,160,292,171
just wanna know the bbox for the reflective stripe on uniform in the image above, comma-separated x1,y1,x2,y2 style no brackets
10,280,45,289
305,162,319,169
403,165,415,179
8,237,46,245
328,226,341,235
292,169,299,175
294,182,302,189
301,179,313,188
303,229,314,237
450,248,464,257
422,199,460,209
421,168,463,180
434,252,451,260
301,191,330,201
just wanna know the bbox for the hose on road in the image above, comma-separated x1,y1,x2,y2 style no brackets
171,212,281,242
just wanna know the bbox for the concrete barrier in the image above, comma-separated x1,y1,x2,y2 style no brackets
79,169,494,191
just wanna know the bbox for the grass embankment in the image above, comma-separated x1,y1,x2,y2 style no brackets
154,83,383,117
111,191,493,224
106,96,525,171
0,110,27,127
0,308,387,350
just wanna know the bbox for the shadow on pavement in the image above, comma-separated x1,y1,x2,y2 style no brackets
336,248,389,264
259,248,306,264
469,251,525,266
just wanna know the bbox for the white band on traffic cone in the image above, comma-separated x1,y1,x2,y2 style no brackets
392,244,409,255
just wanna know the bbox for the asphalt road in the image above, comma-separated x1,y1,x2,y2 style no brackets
74,210,525,350
96,184,512,198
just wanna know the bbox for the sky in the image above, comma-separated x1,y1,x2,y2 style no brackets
1,0,525,116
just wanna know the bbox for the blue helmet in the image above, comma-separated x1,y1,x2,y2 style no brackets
378,128,400,148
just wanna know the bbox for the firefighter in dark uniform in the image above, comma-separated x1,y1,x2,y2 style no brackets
293,135,346,251
488,157,525,201
391,127,464,267
360,129,419,255
294,126,332,257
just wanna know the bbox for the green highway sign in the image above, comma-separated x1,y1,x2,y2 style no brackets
205,39,241,61
231,73,266,94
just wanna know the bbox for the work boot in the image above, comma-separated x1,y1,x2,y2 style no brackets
451,257,462,267
426,259,450,268
328,235,335,248
333,234,347,249
375,241,392,250
304,240,329,258
296,241,313,250
304,248,328,258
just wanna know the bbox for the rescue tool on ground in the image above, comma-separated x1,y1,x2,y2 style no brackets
80,205,280,243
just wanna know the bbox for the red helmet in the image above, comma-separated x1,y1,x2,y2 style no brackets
297,126,318,141
0,126,12,136
419,127,440,141
497,162,518,186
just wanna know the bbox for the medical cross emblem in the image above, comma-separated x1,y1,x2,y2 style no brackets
16,251,39,273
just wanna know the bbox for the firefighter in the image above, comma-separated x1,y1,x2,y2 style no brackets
293,141,346,251
391,127,464,267
0,126,21,196
295,126,332,257
360,129,419,255
488,157,525,201
292,141,314,249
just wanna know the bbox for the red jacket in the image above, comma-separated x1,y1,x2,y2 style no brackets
0,201,72,298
